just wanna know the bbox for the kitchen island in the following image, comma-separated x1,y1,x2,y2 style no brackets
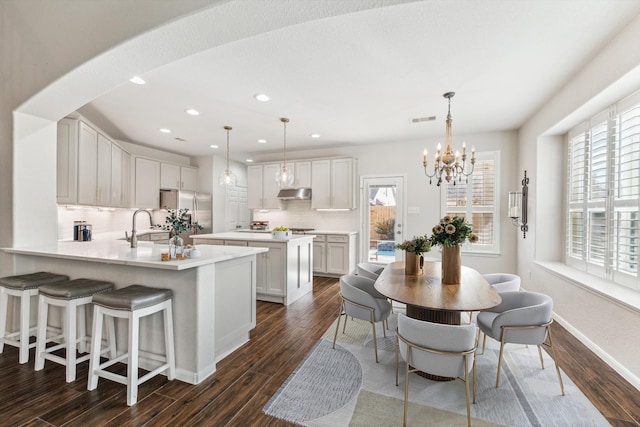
192,232,314,306
2,238,267,384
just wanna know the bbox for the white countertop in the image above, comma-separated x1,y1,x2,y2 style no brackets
3,238,267,271
234,229,358,236
193,232,317,242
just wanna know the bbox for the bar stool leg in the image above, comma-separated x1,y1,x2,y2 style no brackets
78,303,87,354
127,311,140,406
87,305,104,391
19,290,32,364
34,295,49,371
164,301,176,380
65,300,78,383
106,315,117,359
0,287,8,354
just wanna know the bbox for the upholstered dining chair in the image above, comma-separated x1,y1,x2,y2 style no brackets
482,273,521,293
476,291,565,395
333,275,392,362
395,314,478,427
356,262,386,281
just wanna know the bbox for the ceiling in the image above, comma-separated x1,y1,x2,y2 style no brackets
79,0,640,162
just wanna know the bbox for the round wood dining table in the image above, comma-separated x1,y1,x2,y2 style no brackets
374,260,501,325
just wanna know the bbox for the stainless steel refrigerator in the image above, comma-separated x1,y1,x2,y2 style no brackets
159,189,212,243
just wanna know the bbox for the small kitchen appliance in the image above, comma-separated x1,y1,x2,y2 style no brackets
250,221,269,231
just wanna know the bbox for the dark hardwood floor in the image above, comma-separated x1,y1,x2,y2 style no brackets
0,276,638,426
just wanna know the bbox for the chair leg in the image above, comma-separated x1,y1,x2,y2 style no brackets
537,344,545,369
395,335,399,386
19,290,31,364
0,287,7,354
480,333,487,355
546,326,565,396
403,347,410,427
65,300,78,383
88,306,104,391
127,312,140,406
370,319,379,363
464,354,471,427
332,310,342,350
34,295,49,371
382,319,387,338
496,338,506,388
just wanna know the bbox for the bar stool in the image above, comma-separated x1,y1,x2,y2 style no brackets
0,272,69,364
87,285,176,406
34,278,115,382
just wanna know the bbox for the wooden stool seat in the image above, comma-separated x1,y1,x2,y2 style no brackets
0,272,69,363
87,285,176,406
35,278,115,382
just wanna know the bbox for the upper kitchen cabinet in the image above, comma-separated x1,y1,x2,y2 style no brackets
247,164,281,210
311,157,356,210
110,145,131,208
160,163,198,191
134,157,160,209
57,118,120,207
294,161,312,188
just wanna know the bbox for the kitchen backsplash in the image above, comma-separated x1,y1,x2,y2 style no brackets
251,200,358,231
58,207,165,240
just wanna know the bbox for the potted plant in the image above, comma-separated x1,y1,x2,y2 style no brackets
395,235,431,275
429,215,478,283
271,226,291,239
155,207,203,258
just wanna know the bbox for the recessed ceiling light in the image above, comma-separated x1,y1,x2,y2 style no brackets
258,139,267,144
129,76,146,85
159,128,171,134
310,133,321,138
210,144,219,149
185,109,200,116
246,159,254,163
254,93,270,102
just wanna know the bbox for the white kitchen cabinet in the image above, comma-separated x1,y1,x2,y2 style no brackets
134,157,161,209
249,241,286,297
247,164,281,210
111,144,123,207
160,163,198,191
294,161,312,188
313,233,357,277
311,158,356,210
96,133,112,206
56,118,78,204
76,122,112,206
121,151,131,207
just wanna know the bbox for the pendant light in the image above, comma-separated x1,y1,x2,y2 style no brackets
275,117,294,188
218,126,237,187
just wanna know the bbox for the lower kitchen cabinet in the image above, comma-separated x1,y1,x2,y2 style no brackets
313,233,357,277
192,234,313,305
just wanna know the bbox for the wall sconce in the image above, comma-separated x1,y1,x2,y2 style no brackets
508,170,529,238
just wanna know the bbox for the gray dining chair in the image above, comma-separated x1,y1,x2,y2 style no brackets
356,262,385,281
476,290,565,395
482,273,521,293
333,275,391,362
395,314,478,427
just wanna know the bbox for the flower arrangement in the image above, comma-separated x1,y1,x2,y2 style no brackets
395,234,431,254
156,207,203,236
430,215,478,247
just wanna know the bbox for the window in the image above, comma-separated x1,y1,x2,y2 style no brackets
441,151,499,253
566,91,640,290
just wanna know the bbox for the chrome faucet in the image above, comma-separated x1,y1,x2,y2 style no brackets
131,209,154,248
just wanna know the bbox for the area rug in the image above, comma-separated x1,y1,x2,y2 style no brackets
263,310,610,426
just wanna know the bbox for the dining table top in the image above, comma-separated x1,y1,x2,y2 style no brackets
374,260,502,312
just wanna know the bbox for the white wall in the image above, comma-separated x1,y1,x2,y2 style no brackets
519,15,640,386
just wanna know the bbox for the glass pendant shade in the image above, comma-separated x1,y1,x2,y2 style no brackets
275,117,294,188
219,125,236,187
275,165,294,188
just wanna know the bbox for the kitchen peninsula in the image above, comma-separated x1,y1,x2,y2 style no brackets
2,238,267,385
192,232,314,306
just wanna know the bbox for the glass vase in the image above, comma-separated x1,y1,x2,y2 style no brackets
169,235,184,259
441,245,461,284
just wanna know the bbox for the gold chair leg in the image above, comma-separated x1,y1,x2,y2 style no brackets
332,313,342,349
480,333,487,355
537,344,545,369
464,354,471,427
403,348,410,427
395,334,399,386
383,319,387,338
371,320,379,363
496,338,506,388
546,326,566,396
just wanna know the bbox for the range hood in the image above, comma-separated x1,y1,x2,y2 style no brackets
277,188,312,200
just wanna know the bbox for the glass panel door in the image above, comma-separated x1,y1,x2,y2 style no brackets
361,176,405,263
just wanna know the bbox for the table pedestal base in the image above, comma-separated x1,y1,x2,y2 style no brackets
406,304,459,381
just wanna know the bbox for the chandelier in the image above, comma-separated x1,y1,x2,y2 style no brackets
423,92,475,186
275,117,294,188
218,125,237,187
